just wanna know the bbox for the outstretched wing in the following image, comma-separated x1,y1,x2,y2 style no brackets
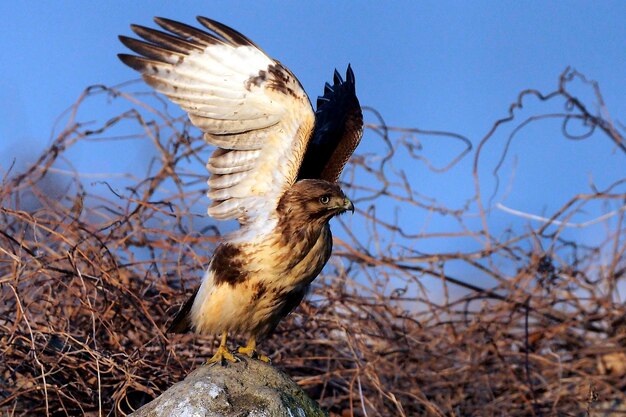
297,65,363,182
119,17,315,223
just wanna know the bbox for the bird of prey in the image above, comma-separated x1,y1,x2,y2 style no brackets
119,16,363,363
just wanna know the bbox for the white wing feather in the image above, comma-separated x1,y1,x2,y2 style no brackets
119,17,315,224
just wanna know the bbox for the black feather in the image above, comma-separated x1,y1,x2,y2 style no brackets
196,16,260,48
297,64,363,181
167,288,198,333
130,24,203,53
154,17,226,46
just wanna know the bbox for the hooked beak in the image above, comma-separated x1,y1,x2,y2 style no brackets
343,197,354,214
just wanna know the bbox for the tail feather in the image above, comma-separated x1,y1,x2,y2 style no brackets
167,288,198,333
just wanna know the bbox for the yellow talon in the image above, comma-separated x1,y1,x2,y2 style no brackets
237,337,271,363
207,332,238,365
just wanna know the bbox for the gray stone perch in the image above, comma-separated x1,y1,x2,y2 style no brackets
130,356,328,417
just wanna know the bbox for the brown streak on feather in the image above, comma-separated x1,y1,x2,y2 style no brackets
211,243,248,286
245,69,267,91
252,282,267,302
266,63,297,98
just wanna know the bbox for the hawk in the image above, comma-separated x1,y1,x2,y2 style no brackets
119,17,363,363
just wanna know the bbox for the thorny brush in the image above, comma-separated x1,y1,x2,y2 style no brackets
1,69,625,416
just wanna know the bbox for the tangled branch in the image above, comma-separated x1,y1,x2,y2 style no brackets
1,70,624,416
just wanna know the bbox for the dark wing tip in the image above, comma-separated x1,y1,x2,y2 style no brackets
118,34,133,44
129,24,171,44
118,35,151,56
298,64,363,181
152,16,178,33
119,17,264,79
118,53,148,71
129,23,150,37
333,69,343,84
346,64,355,84
315,65,357,111
153,16,169,25
196,16,258,48
331,65,356,87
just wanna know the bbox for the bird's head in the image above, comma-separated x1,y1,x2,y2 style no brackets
277,179,354,223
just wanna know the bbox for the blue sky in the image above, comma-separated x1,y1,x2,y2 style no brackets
1,2,624,293
2,2,624,150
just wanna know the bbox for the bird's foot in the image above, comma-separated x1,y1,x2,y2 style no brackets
207,345,239,365
237,345,271,363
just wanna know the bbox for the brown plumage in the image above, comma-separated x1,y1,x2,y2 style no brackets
119,17,362,362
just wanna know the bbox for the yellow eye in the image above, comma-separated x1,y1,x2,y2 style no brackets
319,195,330,204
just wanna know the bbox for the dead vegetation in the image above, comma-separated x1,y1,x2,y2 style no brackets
1,69,625,416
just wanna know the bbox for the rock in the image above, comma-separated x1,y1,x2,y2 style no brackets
129,356,328,417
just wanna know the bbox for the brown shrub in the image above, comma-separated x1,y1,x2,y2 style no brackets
1,70,625,416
